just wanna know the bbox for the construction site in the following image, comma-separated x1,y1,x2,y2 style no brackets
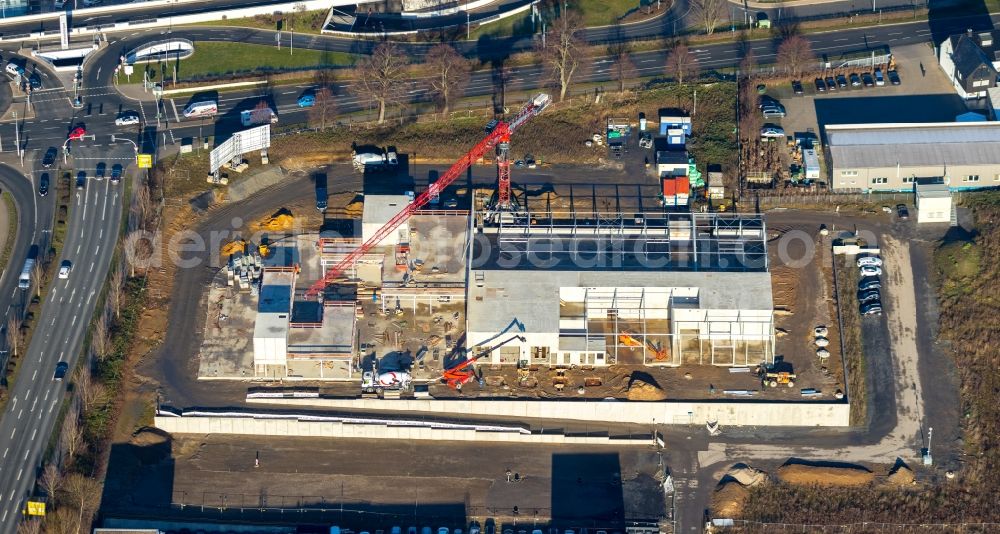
193,93,846,404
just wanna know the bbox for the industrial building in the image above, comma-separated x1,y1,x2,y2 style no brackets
466,211,774,367
826,122,1000,191
250,243,357,379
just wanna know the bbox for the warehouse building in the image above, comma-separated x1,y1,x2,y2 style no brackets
466,212,774,367
826,122,1000,191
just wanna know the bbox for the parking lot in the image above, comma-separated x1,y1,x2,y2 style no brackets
751,43,970,187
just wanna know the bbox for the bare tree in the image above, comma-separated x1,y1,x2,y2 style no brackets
425,43,471,115
308,87,337,130
107,267,124,320
75,366,106,413
32,261,44,298
353,41,410,124
16,518,42,534
132,183,152,232
739,46,757,79
611,49,637,93
60,408,84,466
776,35,814,78
90,312,112,361
39,463,63,499
43,508,76,534
6,316,20,358
538,10,584,101
123,231,156,277
665,44,700,84
691,0,727,35
64,473,101,534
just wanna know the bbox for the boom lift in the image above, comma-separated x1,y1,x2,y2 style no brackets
442,335,526,390
304,93,551,299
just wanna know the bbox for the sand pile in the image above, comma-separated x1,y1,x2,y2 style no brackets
885,464,916,487
626,375,667,401
711,481,749,518
777,463,874,487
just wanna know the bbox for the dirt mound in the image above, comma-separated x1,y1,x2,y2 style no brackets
626,374,667,401
886,464,916,487
255,209,294,232
728,465,768,487
777,463,874,487
130,427,171,447
710,481,749,518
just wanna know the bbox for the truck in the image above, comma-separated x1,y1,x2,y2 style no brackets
18,257,34,289
241,107,278,127
361,371,412,393
352,148,398,172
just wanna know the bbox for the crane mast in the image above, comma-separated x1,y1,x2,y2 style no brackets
304,93,551,298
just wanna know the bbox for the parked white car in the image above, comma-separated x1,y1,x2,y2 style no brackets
760,125,785,139
857,256,883,268
859,265,882,277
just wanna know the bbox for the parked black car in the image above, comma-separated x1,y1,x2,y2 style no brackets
862,72,875,87
860,302,883,316
836,74,848,88
858,290,881,304
858,278,882,291
896,204,910,220
792,80,804,94
826,76,838,90
814,78,826,92
888,70,901,85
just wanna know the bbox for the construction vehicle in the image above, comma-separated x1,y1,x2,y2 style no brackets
361,371,412,393
618,332,668,361
305,94,551,298
442,335,526,390
352,148,398,172
221,239,247,257
755,363,797,388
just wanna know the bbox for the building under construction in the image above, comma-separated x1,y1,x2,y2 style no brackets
466,211,775,367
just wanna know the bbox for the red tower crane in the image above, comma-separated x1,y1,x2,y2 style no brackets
304,93,551,298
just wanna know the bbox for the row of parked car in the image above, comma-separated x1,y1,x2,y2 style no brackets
857,255,884,316
814,68,901,93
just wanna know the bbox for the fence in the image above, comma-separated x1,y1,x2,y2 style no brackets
109,496,661,533
714,520,1000,533
750,190,976,210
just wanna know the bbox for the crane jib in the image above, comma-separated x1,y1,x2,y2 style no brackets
305,94,551,298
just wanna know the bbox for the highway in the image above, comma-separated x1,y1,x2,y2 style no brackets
0,148,123,533
0,164,41,372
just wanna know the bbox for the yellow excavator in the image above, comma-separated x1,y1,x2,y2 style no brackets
618,332,668,361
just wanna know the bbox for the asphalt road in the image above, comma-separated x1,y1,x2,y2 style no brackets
0,152,122,534
0,10,988,165
0,164,40,368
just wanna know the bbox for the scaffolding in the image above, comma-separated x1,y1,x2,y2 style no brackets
484,211,768,272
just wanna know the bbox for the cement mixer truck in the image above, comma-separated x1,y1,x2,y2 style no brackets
361,370,412,393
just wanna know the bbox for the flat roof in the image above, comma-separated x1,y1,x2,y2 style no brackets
287,304,355,357
253,311,289,340
468,270,774,335
363,194,412,226
827,122,1000,168
258,270,295,313
916,183,951,198
382,212,469,286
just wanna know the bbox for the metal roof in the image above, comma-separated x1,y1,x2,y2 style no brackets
827,122,1000,168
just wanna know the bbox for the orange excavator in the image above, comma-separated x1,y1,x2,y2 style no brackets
442,335,526,389
619,332,668,361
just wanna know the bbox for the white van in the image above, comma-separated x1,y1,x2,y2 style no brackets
240,107,278,127
183,100,218,118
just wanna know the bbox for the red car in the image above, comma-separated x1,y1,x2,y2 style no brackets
67,127,86,141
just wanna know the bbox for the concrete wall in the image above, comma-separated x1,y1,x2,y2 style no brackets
249,397,852,427
154,415,654,444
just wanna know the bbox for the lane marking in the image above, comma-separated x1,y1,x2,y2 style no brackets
170,99,180,122
16,468,22,481
2,448,6,458
30,429,36,441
